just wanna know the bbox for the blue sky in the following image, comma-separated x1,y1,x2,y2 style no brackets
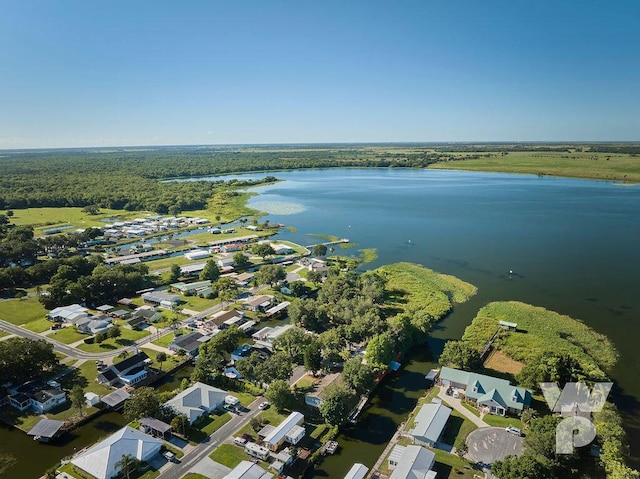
1,0,639,148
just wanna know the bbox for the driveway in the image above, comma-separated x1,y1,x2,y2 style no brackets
466,427,523,464
436,387,488,429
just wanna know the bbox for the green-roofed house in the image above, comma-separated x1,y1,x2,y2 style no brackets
438,366,531,417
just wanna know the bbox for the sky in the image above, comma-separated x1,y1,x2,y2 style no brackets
1,0,639,148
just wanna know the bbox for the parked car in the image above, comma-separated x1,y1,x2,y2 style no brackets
258,401,270,410
505,426,522,436
234,437,247,446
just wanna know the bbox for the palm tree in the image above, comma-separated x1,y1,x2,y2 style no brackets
114,454,141,479
156,351,167,371
169,314,180,330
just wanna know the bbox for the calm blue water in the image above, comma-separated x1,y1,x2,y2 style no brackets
202,168,640,468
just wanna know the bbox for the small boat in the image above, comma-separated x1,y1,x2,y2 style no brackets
323,440,339,455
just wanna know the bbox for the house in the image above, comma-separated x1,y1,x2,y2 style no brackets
164,382,236,424
180,262,207,277
70,426,162,479
217,254,236,269
304,372,343,408
8,382,67,413
252,324,293,349
169,331,210,356
110,309,131,320
263,411,305,451
388,445,437,479
410,402,452,447
47,304,89,324
344,463,369,479
270,243,294,255
438,367,532,416
245,442,271,461
141,291,181,308
221,243,244,253
76,316,113,334
242,295,274,312
184,249,210,261
299,257,328,273
233,272,254,286
207,309,244,329
171,280,212,295
126,308,162,328
97,351,151,386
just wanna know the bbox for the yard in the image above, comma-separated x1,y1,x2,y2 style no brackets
209,443,251,469
0,296,48,325
188,411,232,443
76,328,150,353
151,328,190,348
22,317,54,333
9,207,143,232
50,326,90,344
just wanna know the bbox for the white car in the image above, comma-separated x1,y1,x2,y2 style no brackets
234,437,247,446
258,401,270,410
505,426,522,436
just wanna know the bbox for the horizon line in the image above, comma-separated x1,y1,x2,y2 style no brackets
2,139,640,152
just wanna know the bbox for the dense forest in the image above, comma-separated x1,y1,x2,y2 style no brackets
0,146,443,211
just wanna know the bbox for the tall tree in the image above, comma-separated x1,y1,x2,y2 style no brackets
312,244,327,257
303,340,323,376
255,264,286,287
272,327,311,364
169,264,182,283
156,351,167,371
124,387,160,421
364,332,395,369
70,385,85,416
216,277,238,305
199,260,220,282
252,243,276,260
439,340,482,371
0,338,58,384
265,379,295,412
319,382,357,426
342,358,375,395
233,252,250,268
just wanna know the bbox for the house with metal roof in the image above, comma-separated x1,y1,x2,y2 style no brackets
410,402,452,447
438,366,532,416
70,426,162,479
47,304,89,324
141,291,181,308
344,463,369,479
164,382,236,424
169,331,210,356
263,411,305,451
388,445,437,479
223,461,273,479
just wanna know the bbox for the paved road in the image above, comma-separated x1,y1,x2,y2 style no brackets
158,366,306,479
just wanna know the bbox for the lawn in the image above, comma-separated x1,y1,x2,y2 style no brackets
429,150,640,182
76,328,150,352
432,449,478,479
23,318,53,333
183,475,209,479
233,407,288,440
9,207,145,231
50,326,90,344
140,347,183,370
482,413,523,430
188,411,232,442
152,328,190,348
181,294,218,312
209,443,251,469
441,408,477,450
62,360,115,396
0,296,48,325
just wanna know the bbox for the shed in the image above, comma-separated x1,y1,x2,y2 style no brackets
499,321,518,331
84,392,100,407
139,417,172,439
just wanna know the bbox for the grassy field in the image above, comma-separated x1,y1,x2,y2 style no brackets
0,296,48,325
50,326,90,344
188,411,232,442
152,328,190,348
461,301,618,379
376,262,477,319
484,350,524,375
76,328,150,352
9,207,144,230
22,317,54,333
429,150,640,182
209,443,252,468
192,190,262,223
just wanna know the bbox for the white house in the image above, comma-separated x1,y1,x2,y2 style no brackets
71,426,162,479
184,249,211,261
263,411,305,451
410,402,452,447
9,384,66,414
47,304,88,324
85,392,101,407
164,382,234,424
252,324,293,349
388,445,437,479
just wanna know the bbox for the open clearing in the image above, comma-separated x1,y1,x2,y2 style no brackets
484,350,524,375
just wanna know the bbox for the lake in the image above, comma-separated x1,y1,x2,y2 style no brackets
236,167,640,473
